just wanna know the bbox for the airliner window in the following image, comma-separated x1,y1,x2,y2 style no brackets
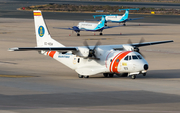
116,59,119,63
124,56,128,61
132,55,138,59
78,58,80,63
137,55,142,59
110,59,112,62
129,56,131,60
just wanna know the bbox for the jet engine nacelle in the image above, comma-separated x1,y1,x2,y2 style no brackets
75,47,89,58
122,44,134,51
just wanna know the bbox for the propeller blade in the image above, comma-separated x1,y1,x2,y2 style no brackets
93,40,101,51
83,40,90,50
138,51,145,58
128,39,132,45
139,37,145,44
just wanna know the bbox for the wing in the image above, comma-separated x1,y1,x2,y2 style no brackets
53,27,74,30
108,40,173,50
103,25,123,29
125,17,144,22
9,47,78,53
132,40,174,47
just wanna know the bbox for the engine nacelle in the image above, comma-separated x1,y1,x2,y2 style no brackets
75,47,89,58
122,44,134,51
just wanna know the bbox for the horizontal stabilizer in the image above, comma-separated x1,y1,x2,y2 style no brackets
119,8,139,11
9,47,78,53
93,14,118,18
125,17,144,22
53,27,74,30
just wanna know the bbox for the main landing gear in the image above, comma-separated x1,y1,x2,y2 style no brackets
103,73,114,78
77,33,80,36
99,32,103,35
78,74,89,78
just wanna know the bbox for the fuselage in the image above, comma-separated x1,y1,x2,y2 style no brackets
47,46,148,76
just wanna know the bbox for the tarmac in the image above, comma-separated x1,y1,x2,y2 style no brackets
0,16,180,113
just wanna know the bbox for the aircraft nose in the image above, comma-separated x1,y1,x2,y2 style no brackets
144,64,148,70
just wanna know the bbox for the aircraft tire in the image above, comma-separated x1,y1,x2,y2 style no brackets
100,33,103,35
77,34,80,36
78,74,83,78
131,75,136,79
109,74,114,77
84,76,89,78
103,73,108,77
143,73,146,76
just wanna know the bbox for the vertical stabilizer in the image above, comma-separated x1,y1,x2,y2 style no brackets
96,16,105,29
34,10,65,47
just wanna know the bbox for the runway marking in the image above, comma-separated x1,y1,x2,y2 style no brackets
0,75,36,78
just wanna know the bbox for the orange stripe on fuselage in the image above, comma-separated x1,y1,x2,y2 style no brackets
112,51,131,73
49,51,56,58
34,12,41,16
47,51,50,55
109,52,123,72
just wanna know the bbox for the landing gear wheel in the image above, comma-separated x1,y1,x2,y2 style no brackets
131,75,136,79
84,76,89,78
99,33,103,35
103,73,108,77
78,74,83,78
143,73,146,76
123,23,126,26
109,74,114,78
77,33,80,36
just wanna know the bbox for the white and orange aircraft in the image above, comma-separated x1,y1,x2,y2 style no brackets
9,10,173,79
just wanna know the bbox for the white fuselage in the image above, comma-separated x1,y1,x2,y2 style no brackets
105,15,123,22
77,22,99,30
47,46,148,76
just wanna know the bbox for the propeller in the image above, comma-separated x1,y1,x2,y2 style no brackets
128,38,145,58
83,40,101,59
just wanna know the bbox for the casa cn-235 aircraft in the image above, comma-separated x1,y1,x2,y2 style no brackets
9,10,173,79
54,14,122,36
93,8,143,26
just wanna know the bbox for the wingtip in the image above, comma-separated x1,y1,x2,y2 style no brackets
8,47,19,51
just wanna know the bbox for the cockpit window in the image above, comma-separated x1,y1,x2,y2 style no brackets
124,56,128,61
137,55,142,59
132,55,138,59
129,56,131,60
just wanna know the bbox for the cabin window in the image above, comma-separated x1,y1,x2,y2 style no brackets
129,56,131,60
132,55,138,60
124,56,128,61
110,59,112,62
77,58,80,63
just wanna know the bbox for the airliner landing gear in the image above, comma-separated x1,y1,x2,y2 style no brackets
99,32,103,35
131,75,136,79
78,74,83,78
123,23,126,26
103,73,108,77
84,76,89,78
103,73,114,78
77,33,80,36
109,74,114,77
143,73,146,76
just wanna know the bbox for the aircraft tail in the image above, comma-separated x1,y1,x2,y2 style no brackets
96,16,106,28
34,10,65,47
119,8,139,20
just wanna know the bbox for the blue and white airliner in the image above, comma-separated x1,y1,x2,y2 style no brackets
54,16,122,36
93,8,143,26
